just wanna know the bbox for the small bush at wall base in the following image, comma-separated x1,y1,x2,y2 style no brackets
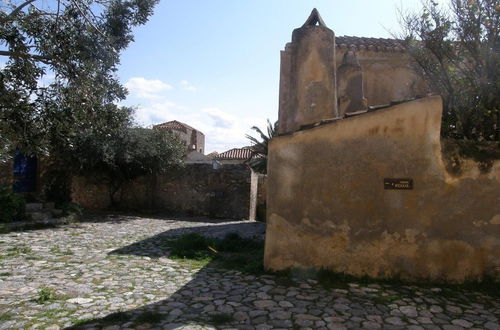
62,203,84,216
0,187,25,223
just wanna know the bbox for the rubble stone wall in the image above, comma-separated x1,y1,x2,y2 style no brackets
72,164,253,220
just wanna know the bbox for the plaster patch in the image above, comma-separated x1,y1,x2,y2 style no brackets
490,214,500,225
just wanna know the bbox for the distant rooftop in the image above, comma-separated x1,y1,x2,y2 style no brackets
214,147,253,160
154,120,203,134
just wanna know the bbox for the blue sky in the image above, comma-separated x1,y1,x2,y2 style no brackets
1,0,426,152
119,0,425,152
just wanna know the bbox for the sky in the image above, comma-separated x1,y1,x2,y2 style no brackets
1,0,427,153
119,0,427,153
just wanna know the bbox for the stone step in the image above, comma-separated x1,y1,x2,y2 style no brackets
27,211,52,221
43,202,55,209
52,209,63,217
25,203,43,212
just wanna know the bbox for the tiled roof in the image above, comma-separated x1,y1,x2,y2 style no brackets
336,36,404,52
215,148,253,160
154,120,197,133
206,151,219,159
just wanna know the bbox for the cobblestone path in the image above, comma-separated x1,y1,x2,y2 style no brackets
0,216,498,329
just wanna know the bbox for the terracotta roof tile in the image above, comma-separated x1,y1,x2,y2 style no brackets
215,148,253,160
154,120,197,133
336,36,404,52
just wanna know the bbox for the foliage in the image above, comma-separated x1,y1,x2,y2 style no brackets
61,202,83,216
441,138,499,174
71,127,185,206
166,232,265,274
41,167,72,205
168,232,214,260
398,0,499,141
34,287,56,304
0,186,25,222
0,0,159,160
245,119,278,174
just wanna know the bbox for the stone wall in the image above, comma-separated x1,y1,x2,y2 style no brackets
72,164,253,220
0,161,13,188
265,96,500,282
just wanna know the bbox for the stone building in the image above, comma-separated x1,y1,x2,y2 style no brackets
277,9,427,134
265,9,500,282
154,120,205,154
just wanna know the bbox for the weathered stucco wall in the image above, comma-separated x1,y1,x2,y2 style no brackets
265,96,500,282
336,49,428,107
72,164,252,220
278,23,338,134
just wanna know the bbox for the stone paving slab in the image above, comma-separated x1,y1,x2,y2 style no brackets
0,216,498,329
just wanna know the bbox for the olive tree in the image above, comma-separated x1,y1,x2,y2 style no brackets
0,0,159,159
72,127,185,206
398,0,499,141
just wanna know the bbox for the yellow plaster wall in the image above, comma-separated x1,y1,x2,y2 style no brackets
264,96,500,282
336,49,428,107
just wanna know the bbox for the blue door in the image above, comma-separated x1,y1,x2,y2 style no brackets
12,152,37,193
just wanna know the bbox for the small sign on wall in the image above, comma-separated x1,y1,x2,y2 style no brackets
384,178,413,190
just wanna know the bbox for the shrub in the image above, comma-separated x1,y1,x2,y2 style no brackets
0,187,25,222
62,203,84,216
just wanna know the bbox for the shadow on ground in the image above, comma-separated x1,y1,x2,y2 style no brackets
109,221,265,258
1,212,253,234
64,221,499,330
81,213,240,225
66,221,275,329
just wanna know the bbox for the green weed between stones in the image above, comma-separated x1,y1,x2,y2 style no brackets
0,245,33,259
165,232,264,274
70,318,94,326
50,246,74,255
0,312,14,320
34,287,70,304
35,287,56,304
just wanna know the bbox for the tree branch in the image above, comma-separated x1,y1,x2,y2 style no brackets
69,0,107,39
1,0,38,24
0,50,52,64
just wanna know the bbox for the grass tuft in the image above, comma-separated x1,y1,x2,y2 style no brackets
35,287,56,304
166,232,264,274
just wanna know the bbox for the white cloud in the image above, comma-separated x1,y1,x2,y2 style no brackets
180,80,197,91
133,100,179,126
202,107,236,129
125,77,172,99
37,73,55,88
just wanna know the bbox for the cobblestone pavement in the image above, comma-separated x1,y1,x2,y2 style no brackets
0,216,498,330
